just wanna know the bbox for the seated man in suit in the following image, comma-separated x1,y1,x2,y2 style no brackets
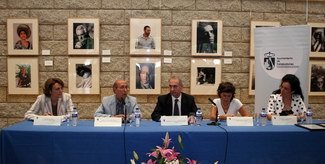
94,79,138,121
151,76,198,122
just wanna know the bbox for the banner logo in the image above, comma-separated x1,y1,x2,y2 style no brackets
264,52,275,70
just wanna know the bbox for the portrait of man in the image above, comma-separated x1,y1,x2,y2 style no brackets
14,23,33,50
310,63,325,92
15,64,31,88
311,27,325,52
73,23,94,49
130,18,161,55
76,64,92,88
136,63,155,89
196,67,215,85
196,22,218,53
135,25,155,49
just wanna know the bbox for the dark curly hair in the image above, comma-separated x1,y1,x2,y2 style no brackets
217,82,236,101
43,78,64,97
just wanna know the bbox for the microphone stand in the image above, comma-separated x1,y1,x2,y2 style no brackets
122,99,127,126
208,98,220,125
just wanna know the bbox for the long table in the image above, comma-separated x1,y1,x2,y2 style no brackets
2,120,325,164
1,121,125,164
221,122,325,164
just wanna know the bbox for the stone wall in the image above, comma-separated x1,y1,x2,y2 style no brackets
1,0,325,128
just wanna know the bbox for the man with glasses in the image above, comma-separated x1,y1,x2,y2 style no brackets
151,76,198,122
94,80,138,120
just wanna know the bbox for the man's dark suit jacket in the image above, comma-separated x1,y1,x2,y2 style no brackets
151,92,198,122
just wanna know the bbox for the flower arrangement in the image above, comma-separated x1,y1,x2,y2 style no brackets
131,132,196,164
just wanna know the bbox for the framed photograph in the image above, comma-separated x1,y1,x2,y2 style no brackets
130,18,161,55
309,60,325,96
7,57,39,94
130,57,161,94
308,23,325,57
249,59,255,95
191,20,222,56
68,57,100,94
250,21,281,56
190,59,221,95
7,19,39,55
68,18,99,55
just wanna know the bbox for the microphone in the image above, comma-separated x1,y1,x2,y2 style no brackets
121,98,127,125
208,98,216,106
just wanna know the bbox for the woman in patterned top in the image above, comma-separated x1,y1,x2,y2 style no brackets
266,74,306,120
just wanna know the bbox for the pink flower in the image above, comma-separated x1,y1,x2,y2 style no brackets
163,132,171,149
186,158,197,164
147,150,159,158
132,132,198,164
146,159,156,164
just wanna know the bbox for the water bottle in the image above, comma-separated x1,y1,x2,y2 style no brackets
195,108,203,126
134,108,141,127
260,108,267,126
306,106,313,124
71,106,78,126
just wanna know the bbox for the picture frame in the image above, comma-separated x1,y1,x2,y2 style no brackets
68,57,100,94
190,58,221,95
191,20,223,56
7,57,39,94
249,59,255,95
308,60,325,96
308,23,325,57
68,18,99,55
250,21,281,56
130,18,161,55
7,19,39,55
129,57,161,94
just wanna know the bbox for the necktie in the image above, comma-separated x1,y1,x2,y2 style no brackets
174,99,179,116
116,101,124,115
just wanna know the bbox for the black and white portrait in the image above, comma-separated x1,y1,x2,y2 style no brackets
196,67,215,85
192,20,222,56
310,62,325,93
76,64,92,88
196,22,218,53
311,27,325,52
73,23,94,50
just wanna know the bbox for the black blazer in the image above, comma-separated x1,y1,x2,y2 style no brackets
151,92,198,122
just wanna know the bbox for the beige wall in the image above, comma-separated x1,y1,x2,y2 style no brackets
1,0,325,128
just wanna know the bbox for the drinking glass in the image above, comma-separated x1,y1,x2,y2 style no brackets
66,110,72,126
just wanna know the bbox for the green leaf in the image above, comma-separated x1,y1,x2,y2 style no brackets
133,151,139,161
178,134,184,149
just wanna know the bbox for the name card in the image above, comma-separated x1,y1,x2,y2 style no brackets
33,116,62,126
161,116,188,126
272,116,297,125
227,117,253,126
94,117,122,127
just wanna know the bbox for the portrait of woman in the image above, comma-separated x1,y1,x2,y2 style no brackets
136,63,155,89
14,24,33,50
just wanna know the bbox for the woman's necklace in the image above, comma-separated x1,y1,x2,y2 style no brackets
221,102,230,113
282,96,292,111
